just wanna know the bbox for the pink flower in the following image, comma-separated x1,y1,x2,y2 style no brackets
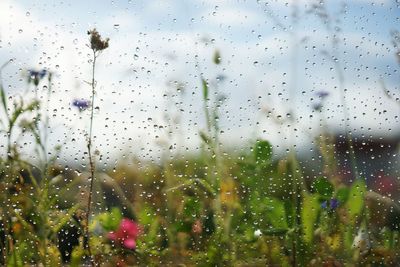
108,218,140,250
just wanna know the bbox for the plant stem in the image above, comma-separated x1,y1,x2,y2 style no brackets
85,50,97,266
6,127,12,160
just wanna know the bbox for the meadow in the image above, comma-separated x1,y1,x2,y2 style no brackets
0,21,399,267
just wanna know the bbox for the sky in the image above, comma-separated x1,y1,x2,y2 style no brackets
0,0,399,165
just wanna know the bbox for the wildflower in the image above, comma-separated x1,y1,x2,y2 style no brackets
330,198,339,209
313,90,330,111
28,69,47,86
108,218,140,250
72,99,90,111
87,28,109,52
315,90,330,99
321,198,339,210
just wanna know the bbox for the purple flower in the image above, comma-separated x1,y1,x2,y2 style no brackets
321,198,339,210
315,90,330,99
330,198,339,209
72,99,90,111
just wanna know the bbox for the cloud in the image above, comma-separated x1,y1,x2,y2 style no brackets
0,0,398,163
0,0,35,44
201,7,264,27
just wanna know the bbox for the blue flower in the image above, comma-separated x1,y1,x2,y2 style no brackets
28,69,47,86
72,99,90,111
38,69,47,79
321,198,339,210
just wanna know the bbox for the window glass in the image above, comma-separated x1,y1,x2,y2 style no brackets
0,0,398,265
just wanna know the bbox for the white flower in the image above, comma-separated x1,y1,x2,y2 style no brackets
254,229,262,238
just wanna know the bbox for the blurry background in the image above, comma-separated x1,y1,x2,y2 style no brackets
0,0,398,171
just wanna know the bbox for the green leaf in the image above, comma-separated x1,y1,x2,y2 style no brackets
199,130,211,144
7,249,23,267
183,197,201,218
146,217,161,242
98,207,123,231
336,187,350,204
137,205,155,226
10,107,23,126
70,246,84,267
301,193,320,243
266,197,287,229
347,179,366,222
175,220,192,233
262,228,288,236
201,78,209,100
250,194,287,230
52,204,80,233
213,50,221,65
311,177,334,198
193,178,215,195
254,139,273,165
0,84,8,116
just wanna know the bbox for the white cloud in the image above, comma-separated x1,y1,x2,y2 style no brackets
0,0,35,44
201,7,264,27
0,0,397,163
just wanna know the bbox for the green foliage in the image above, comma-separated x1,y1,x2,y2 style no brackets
336,186,350,204
183,197,201,218
199,130,211,144
7,250,23,267
213,50,221,65
70,246,85,267
249,192,288,231
201,78,209,100
137,205,156,226
347,179,367,223
311,177,334,198
254,139,273,166
0,83,8,115
98,207,123,231
301,193,320,244
262,228,288,236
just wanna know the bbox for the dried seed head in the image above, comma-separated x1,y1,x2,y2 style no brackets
87,28,109,52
